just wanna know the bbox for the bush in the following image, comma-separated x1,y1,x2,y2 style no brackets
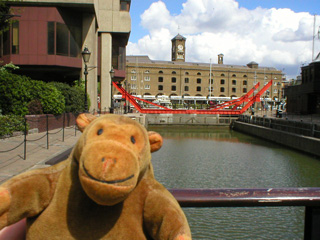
49,82,90,113
0,115,27,137
27,99,43,115
0,70,65,115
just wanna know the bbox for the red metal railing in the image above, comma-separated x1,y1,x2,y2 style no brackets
113,81,273,115
169,188,320,240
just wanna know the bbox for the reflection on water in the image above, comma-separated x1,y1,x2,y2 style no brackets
149,126,320,239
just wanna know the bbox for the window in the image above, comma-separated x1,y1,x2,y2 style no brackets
131,69,136,73
131,76,136,81
172,71,176,74
196,86,201,92
131,84,137,89
197,78,201,84
158,77,163,82
220,87,225,92
243,80,247,85
221,73,225,77
243,75,247,78
220,79,225,84
243,88,247,93
232,80,236,85
185,86,189,91
12,21,19,54
172,77,176,83
209,79,214,84
145,84,150,89
159,70,163,74
158,85,163,90
232,74,236,77
112,34,127,70
185,78,189,83
172,85,176,91
185,72,189,75
144,70,150,74
48,22,81,57
120,0,130,11
144,76,150,81
197,72,201,76
232,88,236,93
0,28,10,56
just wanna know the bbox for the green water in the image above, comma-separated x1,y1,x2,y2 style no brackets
148,126,320,239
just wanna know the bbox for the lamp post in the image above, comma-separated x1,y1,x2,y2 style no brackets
81,46,91,112
109,67,115,113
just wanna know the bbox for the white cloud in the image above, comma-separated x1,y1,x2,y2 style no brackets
127,0,319,79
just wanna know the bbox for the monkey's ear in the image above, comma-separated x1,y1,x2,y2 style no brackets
148,131,163,153
76,113,97,132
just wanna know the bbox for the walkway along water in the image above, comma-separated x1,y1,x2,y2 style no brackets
233,115,320,158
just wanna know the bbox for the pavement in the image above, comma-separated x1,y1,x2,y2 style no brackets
0,126,81,184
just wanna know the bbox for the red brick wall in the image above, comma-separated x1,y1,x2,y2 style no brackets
25,113,79,133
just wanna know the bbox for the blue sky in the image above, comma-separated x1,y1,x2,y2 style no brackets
128,0,320,78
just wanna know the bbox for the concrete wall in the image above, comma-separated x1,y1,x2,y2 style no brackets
233,121,320,158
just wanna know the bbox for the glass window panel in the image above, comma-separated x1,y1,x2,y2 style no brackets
56,22,69,56
70,25,81,57
47,22,55,55
12,21,19,54
3,30,10,55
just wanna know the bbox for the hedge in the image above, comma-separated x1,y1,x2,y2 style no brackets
49,82,89,113
0,69,65,116
0,115,27,137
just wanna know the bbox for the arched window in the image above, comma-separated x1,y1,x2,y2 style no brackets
172,71,176,74
232,74,236,77
159,70,163,74
197,72,201,76
243,74,247,78
185,72,189,75
221,73,225,77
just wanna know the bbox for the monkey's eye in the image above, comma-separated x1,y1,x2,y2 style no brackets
97,129,103,135
130,136,136,144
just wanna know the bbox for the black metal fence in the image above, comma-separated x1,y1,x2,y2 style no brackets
239,115,320,138
0,113,81,160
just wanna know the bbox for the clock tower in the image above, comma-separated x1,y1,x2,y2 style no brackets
171,34,186,62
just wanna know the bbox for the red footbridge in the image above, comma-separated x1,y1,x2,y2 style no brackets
113,80,273,115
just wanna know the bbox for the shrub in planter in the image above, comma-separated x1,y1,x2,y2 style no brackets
49,82,90,113
0,115,27,137
27,99,43,115
0,70,65,116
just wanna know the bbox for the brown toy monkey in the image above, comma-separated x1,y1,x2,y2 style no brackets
0,114,191,239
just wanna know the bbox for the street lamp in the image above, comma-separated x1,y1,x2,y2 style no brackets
81,46,91,112
109,67,115,113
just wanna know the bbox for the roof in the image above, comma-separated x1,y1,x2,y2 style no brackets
171,33,186,41
126,55,278,71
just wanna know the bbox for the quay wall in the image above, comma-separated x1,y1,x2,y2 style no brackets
146,114,238,126
233,121,320,158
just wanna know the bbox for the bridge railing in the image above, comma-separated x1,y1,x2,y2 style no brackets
169,188,320,240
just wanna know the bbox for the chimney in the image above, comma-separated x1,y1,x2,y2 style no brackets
218,54,224,64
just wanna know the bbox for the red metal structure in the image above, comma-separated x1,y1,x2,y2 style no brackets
114,80,273,115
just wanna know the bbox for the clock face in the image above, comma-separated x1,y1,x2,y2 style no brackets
178,44,184,51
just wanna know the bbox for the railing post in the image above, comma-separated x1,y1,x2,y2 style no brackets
304,206,320,240
24,117,27,160
46,115,49,149
62,113,65,142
